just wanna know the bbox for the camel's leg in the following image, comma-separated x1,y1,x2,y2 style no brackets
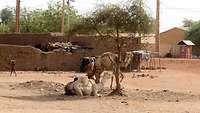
110,71,124,89
92,84,101,97
110,76,114,89
95,73,100,84
94,71,101,84
73,84,83,96
89,76,95,81
119,71,124,83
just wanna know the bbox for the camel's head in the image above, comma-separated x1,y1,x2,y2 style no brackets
73,75,90,86
74,77,78,82
73,74,79,79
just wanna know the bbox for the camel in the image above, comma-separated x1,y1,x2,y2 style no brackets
91,52,133,89
64,71,112,96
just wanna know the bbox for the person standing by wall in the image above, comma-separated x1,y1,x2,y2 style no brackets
10,60,17,77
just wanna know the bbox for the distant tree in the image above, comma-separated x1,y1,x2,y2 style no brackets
0,7,13,24
182,18,200,45
0,7,15,32
187,22,200,45
182,18,195,28
20,1,81,34
0,1,80,33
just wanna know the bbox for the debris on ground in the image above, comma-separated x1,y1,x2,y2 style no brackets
129,89,200,102
132,73,158,79
13,80,65,94
121,101,128,105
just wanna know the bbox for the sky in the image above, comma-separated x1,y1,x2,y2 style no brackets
1,0,200,32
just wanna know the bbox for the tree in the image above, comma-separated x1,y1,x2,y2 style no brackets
187,21,200,46
72,0,154,94
0,1,80,33
182,18,196,28
19,2,62,32
20,1,81,34
0,7,13,24
0,7,15,32
182,18,200,46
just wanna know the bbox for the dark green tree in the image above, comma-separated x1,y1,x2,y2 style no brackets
20,1,81,34
182,18,200,45
0,7,13,24
182,18,195,28
187,22,200,45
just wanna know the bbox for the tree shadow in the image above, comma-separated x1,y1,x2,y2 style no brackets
1,94,98,102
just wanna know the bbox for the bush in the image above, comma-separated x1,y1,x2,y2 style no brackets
0,23,10,32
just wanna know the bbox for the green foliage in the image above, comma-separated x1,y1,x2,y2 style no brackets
182,18,200,45
187,21,200,45
0,7,15,32
0,0,153,36
20,1,81,34
71,0,154,36
182,18,196,28
0,1,81,34
0,7,13,24
0,23,10,32
127,0,155,34
20,6,61,33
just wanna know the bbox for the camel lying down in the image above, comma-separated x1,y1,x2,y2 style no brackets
64,71,113,96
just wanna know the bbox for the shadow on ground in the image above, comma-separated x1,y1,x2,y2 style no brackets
1,94,99,102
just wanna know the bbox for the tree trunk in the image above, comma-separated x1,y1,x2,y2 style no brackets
115,59,121,90
115,27,121,91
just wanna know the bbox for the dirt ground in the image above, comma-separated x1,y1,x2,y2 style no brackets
0,65,200,113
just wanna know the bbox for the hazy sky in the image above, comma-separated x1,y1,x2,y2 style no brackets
1,0,200,32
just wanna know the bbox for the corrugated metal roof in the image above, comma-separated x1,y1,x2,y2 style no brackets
178,40,195,46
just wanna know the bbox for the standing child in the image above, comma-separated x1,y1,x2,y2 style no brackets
10,60,17,77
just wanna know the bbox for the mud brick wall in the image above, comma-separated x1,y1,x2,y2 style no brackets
0,44,83,71
0,33,66,47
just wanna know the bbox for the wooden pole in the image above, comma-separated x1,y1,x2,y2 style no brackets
66,0,71,41
67,0,70,35
155,0,161,71
61,0,65,35
155,0,160,54
16,0,20,33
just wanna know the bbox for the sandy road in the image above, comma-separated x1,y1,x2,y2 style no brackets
0,68,200,113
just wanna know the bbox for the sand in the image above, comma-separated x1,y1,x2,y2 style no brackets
0,65,200,113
